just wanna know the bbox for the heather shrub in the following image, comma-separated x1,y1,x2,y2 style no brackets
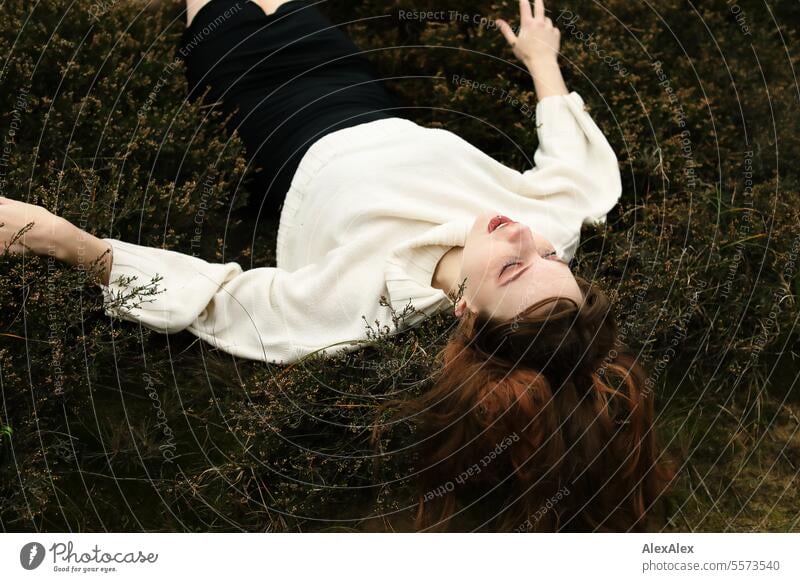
1,0,798,531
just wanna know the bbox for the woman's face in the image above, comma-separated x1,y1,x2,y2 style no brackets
455,210,584,320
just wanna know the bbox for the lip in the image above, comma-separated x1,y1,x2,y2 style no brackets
488,214,515,233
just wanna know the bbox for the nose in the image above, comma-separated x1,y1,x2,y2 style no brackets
506,222,534,248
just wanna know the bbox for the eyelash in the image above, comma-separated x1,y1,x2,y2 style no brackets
499,252,559,278
499,259,519,277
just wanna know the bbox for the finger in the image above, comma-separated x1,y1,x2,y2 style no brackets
495,19,517,46
545,16,552,27
534,0,545,20
520,0,533,20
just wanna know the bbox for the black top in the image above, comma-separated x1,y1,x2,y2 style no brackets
176,0,405,218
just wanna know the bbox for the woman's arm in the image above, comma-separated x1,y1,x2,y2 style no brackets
519,92,622,227
1,196,380,364
0,196,112,284
95,239,383,364
494,2,621,237
496,0,568,100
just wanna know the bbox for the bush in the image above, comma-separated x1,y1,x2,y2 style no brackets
1,0,798,531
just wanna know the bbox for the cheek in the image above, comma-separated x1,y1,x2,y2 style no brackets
460,250,495,298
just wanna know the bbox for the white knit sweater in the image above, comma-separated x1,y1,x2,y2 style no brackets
99,91,621,364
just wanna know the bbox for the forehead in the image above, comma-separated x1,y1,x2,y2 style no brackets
493,270,583,312
494,284,585,321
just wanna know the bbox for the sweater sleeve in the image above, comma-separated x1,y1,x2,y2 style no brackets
518,91,622,227
98,238,375,364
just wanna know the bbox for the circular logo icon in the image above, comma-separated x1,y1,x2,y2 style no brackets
20,542,46,570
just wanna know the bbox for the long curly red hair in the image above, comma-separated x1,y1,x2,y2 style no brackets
373,276,677,532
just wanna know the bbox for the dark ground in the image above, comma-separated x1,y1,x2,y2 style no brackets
0,0,799,531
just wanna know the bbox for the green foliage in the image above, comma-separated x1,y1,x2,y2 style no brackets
1,0,799,531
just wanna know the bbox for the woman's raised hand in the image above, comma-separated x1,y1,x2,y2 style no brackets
496,0,561,71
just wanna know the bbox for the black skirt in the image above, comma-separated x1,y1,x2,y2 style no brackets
176,0,405,218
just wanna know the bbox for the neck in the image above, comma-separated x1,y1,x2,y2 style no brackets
432,245,463,296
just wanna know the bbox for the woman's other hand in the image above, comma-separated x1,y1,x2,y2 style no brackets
0,196,69,258
0,195,112,284
496,0,561,71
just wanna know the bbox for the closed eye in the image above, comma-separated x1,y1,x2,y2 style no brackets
499,261,519,277
499,251,561,282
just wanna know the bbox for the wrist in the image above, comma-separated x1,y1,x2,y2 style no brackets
51,217,81,263
528,59,569,100
52,219,113,285
525,56,560,75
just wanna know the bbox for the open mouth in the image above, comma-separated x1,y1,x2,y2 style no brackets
488,214,515,233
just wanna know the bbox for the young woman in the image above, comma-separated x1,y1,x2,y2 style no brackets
0,0,675,531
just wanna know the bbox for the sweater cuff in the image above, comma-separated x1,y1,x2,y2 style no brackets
97,238,244,333
535,91,585,140
99,238,163,321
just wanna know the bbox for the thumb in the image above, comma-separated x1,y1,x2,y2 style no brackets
495,19,517,47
